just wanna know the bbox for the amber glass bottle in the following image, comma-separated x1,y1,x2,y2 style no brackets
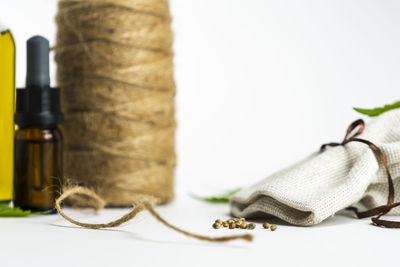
14,36,63,212
14,128,62,211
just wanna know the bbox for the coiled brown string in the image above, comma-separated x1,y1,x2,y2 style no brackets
55,187,253,242
321,119,400,228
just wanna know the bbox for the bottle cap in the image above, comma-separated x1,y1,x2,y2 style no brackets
15,36,63,128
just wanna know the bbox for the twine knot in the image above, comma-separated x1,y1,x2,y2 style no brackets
320,119,365,151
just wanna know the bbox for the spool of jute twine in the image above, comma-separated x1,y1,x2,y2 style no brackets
55,0,176,206
54,0,252,243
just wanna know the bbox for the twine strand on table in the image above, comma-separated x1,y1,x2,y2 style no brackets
55,187,253,242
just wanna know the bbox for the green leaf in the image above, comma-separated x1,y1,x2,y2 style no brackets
189,188,241,204
0,201,51,217
354,101,400,117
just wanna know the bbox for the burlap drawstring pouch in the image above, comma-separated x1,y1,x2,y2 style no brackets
230,108,400,227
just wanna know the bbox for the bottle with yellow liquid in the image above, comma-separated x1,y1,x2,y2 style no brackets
0,26,15,201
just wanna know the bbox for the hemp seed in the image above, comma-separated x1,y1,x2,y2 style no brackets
270,224,277,231
215,219,222,224
262,222,270,229
229,222,236,229
240,223,247,229
212,222,221,229
247,223,256,230
222,221,228,227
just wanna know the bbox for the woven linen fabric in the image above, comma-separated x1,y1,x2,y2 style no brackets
230,109,400,226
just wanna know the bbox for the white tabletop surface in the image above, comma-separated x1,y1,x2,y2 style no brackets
1,194,399,267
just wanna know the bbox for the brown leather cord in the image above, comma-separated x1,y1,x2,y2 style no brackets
321,119,400,228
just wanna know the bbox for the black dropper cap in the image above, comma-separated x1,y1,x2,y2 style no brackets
15,36,63,128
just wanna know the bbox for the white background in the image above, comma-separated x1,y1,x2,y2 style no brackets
1,1,400,266
2,0,400,192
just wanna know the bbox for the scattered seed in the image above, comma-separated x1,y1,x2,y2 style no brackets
270,225,277,231
233,218,240,222
215,219,222,224
229,222,236,229
239,218,246,222
247,223,256,230
212,223,221,229
262,222,270,229
222,221,228,227
240,223,247,229
228,219,234,224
